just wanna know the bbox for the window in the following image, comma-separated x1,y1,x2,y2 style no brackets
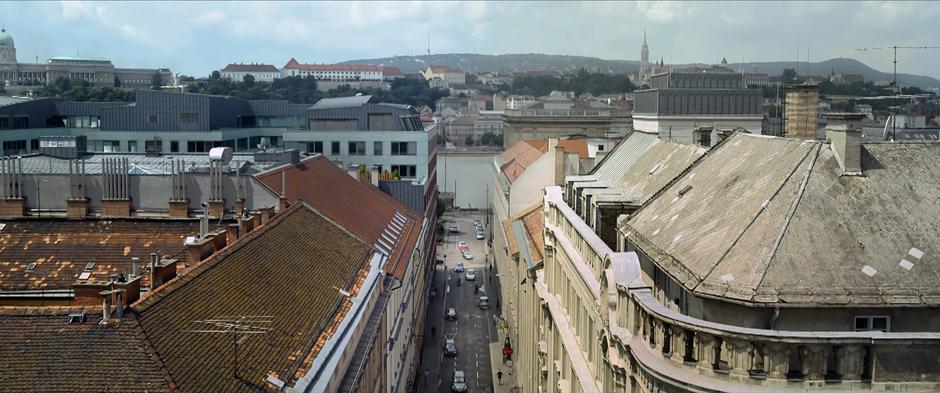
145,139,162,153
368,113,397,130
331,141,340,154
390,165,416,178
13,116,29,129
2,140,27,155
855,316,890,332
374,141,383,156
127,141,138,153
308,141,323,154
179,112,200,124
310,119,358,131
148,114,158,124
348,141,366,156
391,141,417,156
30,139,39,152
170,141,180,152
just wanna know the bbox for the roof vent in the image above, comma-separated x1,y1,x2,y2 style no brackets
677,185,693,197
67,311,86,324
25,262,37,271
84,262,95,272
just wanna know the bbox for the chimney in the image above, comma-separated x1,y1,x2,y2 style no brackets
149,255,178,290
347,165,359,179
554,144,565,187
694,125,714,148
825,112,866,175
370,165,380,187
101,290,112,321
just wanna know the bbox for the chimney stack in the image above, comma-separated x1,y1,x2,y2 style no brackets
554,144,565,187
370,165,380,187
694,126,714,148
825,112,866,175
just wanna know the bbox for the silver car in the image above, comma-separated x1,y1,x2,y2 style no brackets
465,269,476,281
446,307,458,320
452,370,468,392
444,338,458,357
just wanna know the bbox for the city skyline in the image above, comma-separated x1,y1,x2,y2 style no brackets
2,1,939,79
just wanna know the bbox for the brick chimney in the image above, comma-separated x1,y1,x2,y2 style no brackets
825,112,866,175
149,254,178,290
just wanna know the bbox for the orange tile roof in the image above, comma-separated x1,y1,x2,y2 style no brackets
283,58,382,72
133,204,373,392
429,65,464,73
254,155,423,280
556,139,590,159
502,204,544,264
499,140,547,183
0,219,211,291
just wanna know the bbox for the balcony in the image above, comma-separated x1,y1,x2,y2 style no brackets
614,287,940,391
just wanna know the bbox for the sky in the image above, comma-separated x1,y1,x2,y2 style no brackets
2,1,939,79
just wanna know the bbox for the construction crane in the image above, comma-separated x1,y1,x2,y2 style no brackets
853,45,940,95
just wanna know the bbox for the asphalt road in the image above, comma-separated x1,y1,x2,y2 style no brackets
418,211,497,393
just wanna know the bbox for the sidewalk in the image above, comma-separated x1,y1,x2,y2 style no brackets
489,316,516,393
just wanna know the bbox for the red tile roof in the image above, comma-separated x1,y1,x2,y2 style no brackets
0,219,210,291
499,139,590,183
383,66,402,75
0,309,171,393
283,58,382,72
221,63,279,73
254,155,423,279
133,204,373,392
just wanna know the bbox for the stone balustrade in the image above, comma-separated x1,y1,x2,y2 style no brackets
625,287,940,389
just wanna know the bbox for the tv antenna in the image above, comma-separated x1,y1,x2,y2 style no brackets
188,315,274,380
853,45,940,96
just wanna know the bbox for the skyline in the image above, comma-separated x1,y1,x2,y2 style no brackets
1,1,939,79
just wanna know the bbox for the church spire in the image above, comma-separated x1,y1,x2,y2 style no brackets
643,30,647,46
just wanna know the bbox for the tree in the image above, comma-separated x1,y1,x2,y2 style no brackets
436,134,445,145
480,132,500,146
113,76,122,88
0,80,5,94
209,71,222,81
242,74,255,87
151,72,163,90
781,68,797,83
464,135,475,146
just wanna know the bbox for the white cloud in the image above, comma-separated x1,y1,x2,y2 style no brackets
195,10,227,25
635,1,689,23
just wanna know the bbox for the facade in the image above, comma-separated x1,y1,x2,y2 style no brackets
0,28,171,88
633,70,763,146
220,63,280,82
382,67,403,81
501,93,632,147
281,58,384,81
784,83,820,140
422,65,466,87
742,72,771,87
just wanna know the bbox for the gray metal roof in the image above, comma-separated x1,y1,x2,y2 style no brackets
12,153,261,175
584,131,659,188
312,95,373,109
623,133,940,306
0,96,31,108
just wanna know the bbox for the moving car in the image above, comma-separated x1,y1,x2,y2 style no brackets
465,269,476,281
449,225,459,233
454,262,465,272
462,251,474,260
452,371,468,392
479,296,490,310
444,338,458,356
446,307,458,320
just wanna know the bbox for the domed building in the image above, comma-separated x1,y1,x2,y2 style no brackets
0,27,171,89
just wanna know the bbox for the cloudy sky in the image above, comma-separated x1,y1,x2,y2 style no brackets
2,1,939,78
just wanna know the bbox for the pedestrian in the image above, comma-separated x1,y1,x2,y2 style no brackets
424,368,429,386
431,326,436,338
474,284,479,294
497,370,503,385
496,300,500,310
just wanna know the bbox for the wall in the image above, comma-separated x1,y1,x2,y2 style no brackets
508,152,553,217
437,150,498,210
284,130,431,181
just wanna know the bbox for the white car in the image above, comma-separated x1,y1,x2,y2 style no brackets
475,231,484,240
452,370,468,392
465,269,476,281
462,251,473,260
449,225,459,233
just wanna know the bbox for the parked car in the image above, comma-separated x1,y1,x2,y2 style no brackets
444,338,458,356
454,262,465,272
446,307,458,320
475,231,484,240
452,371,468,392
465,269,476,281
449,225,459,233
478,296,490,310
462,251,474,260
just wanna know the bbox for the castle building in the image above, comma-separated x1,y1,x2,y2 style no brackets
0,28,171,88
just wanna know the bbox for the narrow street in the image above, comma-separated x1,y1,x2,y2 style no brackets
418,210,499,393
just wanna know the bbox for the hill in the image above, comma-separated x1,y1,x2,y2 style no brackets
342,54,940,88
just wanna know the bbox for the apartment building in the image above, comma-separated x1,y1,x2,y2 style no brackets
220,63,281,82
282,58,384,81
515,113,940,393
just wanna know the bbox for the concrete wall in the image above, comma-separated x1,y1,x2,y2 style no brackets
437,150,498,210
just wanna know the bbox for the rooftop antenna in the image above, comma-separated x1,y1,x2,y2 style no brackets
427,28,431,58
187,316,273,381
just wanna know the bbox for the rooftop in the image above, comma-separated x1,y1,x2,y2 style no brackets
133,203,373,392
220,63,279,73
498,139,590,183
283,58,382,72
0,219,218,291
622,133,940,306
254,155,422,279
312,95,373,109
502,203,544,268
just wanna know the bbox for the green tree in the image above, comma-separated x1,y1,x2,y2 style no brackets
151,72,163,90
464,135,475,146
781,68,797,83
242,74,255,88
